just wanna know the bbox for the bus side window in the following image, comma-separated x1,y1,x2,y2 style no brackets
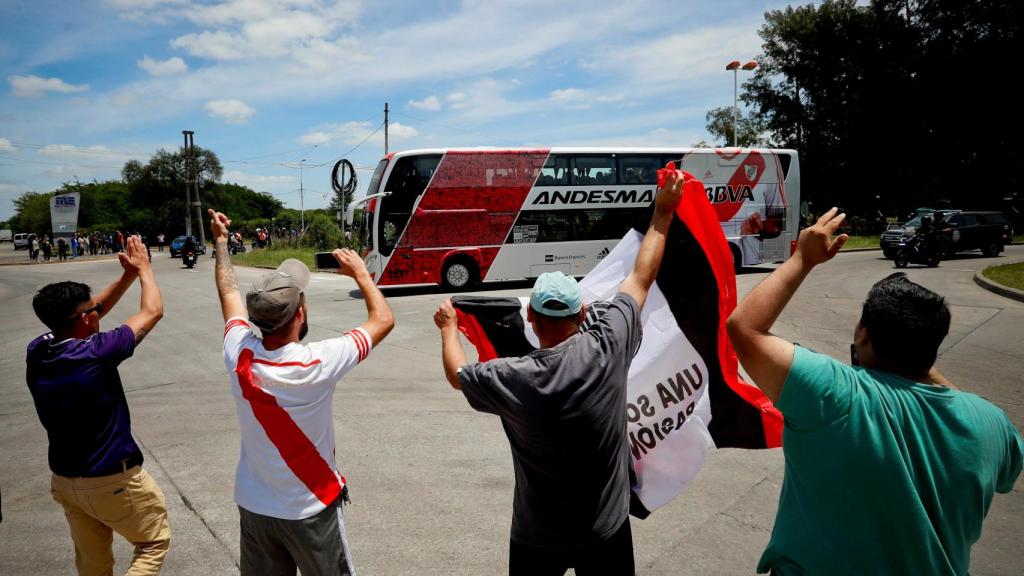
619,155,660,185
539,155,570,186
573,155,616,186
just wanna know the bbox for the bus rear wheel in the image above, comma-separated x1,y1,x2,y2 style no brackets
730,244,743,275
442,258,478,290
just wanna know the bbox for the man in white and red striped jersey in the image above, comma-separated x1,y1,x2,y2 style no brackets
208,209,394,576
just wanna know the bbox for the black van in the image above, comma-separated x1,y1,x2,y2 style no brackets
934,211,1013,257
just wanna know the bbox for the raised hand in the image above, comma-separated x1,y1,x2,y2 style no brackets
332,248,367,278
208,209,232,241
655,163,685,214
796,207,848,267
122,236,151,274
433,298,457,331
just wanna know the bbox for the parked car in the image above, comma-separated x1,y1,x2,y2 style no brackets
880,210,1012,259
168,235,207,257
13,233,29,250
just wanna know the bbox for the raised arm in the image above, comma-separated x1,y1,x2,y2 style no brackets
618,166,685,309
332,248,395,347
726,208,848,402
93,251,140,318
122,236,164,345
433,298,466,390
209,209,247,322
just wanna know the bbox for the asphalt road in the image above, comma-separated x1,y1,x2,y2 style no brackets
1,243,1021,575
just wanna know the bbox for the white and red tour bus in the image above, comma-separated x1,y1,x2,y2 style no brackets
356,147,799,288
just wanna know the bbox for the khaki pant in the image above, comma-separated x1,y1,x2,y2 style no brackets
50,466,171,576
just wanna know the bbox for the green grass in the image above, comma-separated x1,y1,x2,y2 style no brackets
1014,235,1024,245
840,235,880,250
232,246,316,269
982,262,1024,292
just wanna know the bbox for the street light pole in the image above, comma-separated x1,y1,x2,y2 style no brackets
725,60,758,147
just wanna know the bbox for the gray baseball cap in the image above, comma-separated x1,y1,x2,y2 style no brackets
246,259,311,332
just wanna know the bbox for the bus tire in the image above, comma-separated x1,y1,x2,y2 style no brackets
442,258,478,290
730,243,743,274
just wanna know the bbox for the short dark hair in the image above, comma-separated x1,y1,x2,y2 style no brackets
860,273,950,375
33,281,92,331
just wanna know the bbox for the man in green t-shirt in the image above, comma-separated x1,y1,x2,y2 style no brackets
727,207,1023,575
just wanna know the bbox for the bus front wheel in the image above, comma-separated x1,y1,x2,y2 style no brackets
442,258,478,290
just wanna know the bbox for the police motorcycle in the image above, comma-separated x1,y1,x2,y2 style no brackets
182,249,198,268
181,237,199,269
893,216,942,268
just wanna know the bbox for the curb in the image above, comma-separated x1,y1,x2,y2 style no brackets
0,255,120,267
974,261,1024,303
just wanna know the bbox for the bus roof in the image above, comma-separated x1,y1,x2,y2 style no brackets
384,146,798,159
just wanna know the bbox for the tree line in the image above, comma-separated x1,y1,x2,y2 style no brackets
5,147,296,239
706,0,1021,224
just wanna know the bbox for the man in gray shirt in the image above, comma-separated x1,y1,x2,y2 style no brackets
433,167,685,575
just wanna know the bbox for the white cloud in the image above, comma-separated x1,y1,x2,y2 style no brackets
552,87,622,107
168,1,359,62
576,19,765,96
9,75,90,98
0,138,14,152
298,121,417,147
204,99,255,124
408,95,440,111
39,144,117,158
446,92,467,110
104,0,188,8
138,55,188,76
223,169,295,195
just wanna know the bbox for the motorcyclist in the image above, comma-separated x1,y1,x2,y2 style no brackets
182,236,198,265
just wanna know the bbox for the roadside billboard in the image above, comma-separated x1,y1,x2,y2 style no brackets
49,192,81,241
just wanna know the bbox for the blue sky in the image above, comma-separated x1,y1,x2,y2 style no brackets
0,0,790,222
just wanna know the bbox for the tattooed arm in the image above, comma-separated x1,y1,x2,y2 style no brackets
209,209,247,322
122,236,164,345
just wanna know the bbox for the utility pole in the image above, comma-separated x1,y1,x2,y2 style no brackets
384,101,389,154
191,135,205,246
182,131,193,236
300,158,306,232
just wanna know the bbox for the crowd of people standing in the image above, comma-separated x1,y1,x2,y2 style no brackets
22,229,163,263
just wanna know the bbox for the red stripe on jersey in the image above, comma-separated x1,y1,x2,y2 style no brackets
225,319,250,337
235,349,342,506
250,357,324,368
346,330,369,361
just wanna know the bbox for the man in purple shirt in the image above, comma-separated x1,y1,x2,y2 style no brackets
27,236,169,575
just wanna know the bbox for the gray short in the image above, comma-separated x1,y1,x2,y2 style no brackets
239,500,356,576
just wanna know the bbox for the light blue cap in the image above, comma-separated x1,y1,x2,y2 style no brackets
530,272,583,317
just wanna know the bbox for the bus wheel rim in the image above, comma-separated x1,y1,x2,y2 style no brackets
448,264,469,286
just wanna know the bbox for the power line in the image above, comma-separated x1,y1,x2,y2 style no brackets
305,121,385,168
0,154,123,169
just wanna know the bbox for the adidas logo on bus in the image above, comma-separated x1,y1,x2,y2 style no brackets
597,247,610,260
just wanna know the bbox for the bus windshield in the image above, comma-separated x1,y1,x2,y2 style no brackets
377,154,441,256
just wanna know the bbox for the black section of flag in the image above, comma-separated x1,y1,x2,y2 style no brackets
657,220,769,449
451,296,536,358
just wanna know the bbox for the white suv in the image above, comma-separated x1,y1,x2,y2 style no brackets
13,233,29,250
